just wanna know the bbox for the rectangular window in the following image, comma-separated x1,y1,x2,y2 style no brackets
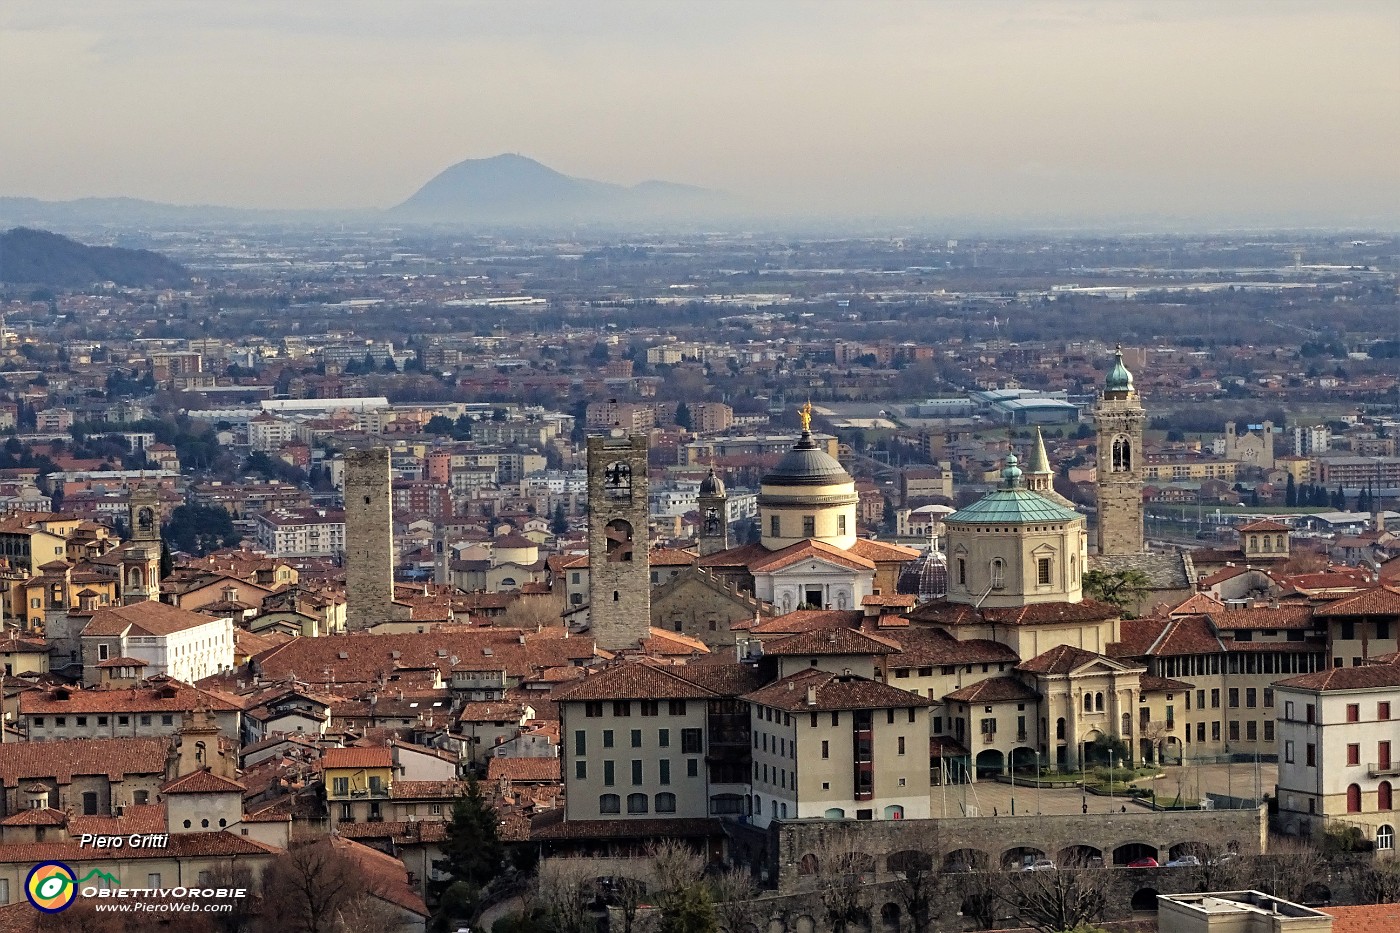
1247,720,1258,741
574,731,586,756
1198,689,1207,709
668,700,687,716
1211,689,1220,708
603,761,615,786
1211,721,1221,742
1285,700,1295,719
1037,558,1051,585
770,515,780,537
140,715,151,726
1347,704,1360,723
1246,688,1257,708
613,701,631,717
821,740,829,759
687,758,698,778
681,728,703,754
332,777,349,796
659,760,670,785
1285,740,1295,763
1307,704,1316,724
659,729,669,748
640,700,658,717
631,760,643,785
838,515,847,535
1165,705,1175,728
631,729,642,748
98,643,109,661
76,717,87,727
585,702,603,718
603,730,614,748
802,515,815,537
957,558,966,585
1383,702,1393,721
1306,744,1316,767
1228,721,1239,741
1264,721,1274,742
575,761,587,780
1348,744,1360,766
1228,688,1239,708
898,736,906,755
161,715,173,726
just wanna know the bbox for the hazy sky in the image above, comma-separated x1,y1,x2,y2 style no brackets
2,0,1397,224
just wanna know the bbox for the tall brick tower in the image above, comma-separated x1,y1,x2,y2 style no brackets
344,447,395,631
697,466,729,556
121,483,162,604
1093,346,1146,556
586,433,650,650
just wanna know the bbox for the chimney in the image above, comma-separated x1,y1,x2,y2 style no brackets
805,685,817,706
1378,511,1387,533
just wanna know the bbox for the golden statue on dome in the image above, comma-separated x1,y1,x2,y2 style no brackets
799,400,813,433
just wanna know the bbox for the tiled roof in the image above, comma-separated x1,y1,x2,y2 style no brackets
336,819,449,845
882,629,1020,668
641,628,711,656
762,626,900,657
554,661,718,702
81,601,227,638
390,779,467,799
742,667,931,712
1170,592,1225,616
0,736,167,786
747,539,875,574
1139,675,1194,693
1017,645,1107,675
0,807,66,826
0,831,278,863
458,702,527,723
67,804,167,837
907,598,1119,626
20,680,240,715
847,538,921,563
1208,605,1314,630
745,609,863,635
943,677,1039,703
946,488,1081,524
321,746,393,769
669,659,768,697
328,837,429,918
1276,665,1400,692
1313,586,1400,617
1238,519,1291,532
862,594,918,608
160,768,246,794
487,757,561,783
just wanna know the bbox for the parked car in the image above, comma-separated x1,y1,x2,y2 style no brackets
1127,857,1159,868
1165,855,1201,868
1023,859,1056,872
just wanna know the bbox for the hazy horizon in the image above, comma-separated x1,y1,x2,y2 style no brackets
2,0,1397,226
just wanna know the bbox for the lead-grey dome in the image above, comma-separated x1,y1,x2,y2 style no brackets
698,467,726,497
761,432,852,487
897,543,948,602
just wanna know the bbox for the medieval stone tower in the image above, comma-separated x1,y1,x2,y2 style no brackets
1093,347,1146,557
586,433,651,650
697,466,729,557
344,447,395,632
121,483,162,604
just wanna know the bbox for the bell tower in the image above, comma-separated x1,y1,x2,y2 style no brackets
1093,347,1146,557
697,466,729,556
121,483,162,604
586,433,651,650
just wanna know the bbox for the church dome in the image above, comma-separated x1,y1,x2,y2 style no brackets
1105,346,1135,393
897,542,947,602
761,432,852,487
698,467,726,497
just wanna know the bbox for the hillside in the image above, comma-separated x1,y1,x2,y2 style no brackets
0,227,190,288
391,153,722,224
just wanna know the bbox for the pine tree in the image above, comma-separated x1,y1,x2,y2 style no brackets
675,402,693,431
1285,474,1297,507
551,502,569,536
430,777,503,902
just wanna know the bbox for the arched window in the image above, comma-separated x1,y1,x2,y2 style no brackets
1379,825,1395,851
990,559,1005,589
1111,436,1132,472
1347,783,1363,813
605,519,634,562
599,794,620,814
1056,718,1066,740
1122,713,1131,735
1095,693,1105,712
1250,535,1259,551
1262,536,1272,552
1084,694,1094,713
655,792,677,813
1276,534,1286,550
1380,782,1393,811
627,793,648,814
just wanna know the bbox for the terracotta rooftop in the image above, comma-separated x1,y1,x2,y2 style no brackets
943,676,1039,704
907,598,1120,627
0,736,167,786
487,757,562,783
1277,664,1400,692
160,768,246,795
1313,586,1400,617
743,667,931,712
1324,904,1400,933
553,661,718,702
762,625,900,657
321,746,393,770
81,601,229,638
881,628,1020,668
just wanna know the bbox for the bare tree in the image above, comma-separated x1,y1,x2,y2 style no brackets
885,850,940,933
535,858,597,933
205,864,258,933
709,866,762,933
812,830,876,933
261,837,358,933
1347,854,1400,904
999,867,1108,933
1250,838,1326,904
1140,720,1173,769
337,894,409,933
648,839,706,901
496,592,566,629
613,877,650,933
951,874,1002,931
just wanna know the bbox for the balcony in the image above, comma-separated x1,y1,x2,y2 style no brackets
1016,732,1028,743
982,733,997,745
1369,763,1400,778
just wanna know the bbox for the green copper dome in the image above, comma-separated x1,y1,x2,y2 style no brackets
945,488,1082,525
1105,346,1134,393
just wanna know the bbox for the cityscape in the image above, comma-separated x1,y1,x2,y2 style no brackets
0,4,1398,933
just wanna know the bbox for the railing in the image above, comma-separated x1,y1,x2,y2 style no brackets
1369,763,1400,777
982,733,997,745
1016,732,1028,743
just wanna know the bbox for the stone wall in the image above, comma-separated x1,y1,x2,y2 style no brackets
344,447,395,632
586,434,651,650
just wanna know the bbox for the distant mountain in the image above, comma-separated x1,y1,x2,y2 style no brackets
390,154,726,223
0,227,190,288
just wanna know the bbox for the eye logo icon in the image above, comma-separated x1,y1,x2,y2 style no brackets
26,862,78,912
